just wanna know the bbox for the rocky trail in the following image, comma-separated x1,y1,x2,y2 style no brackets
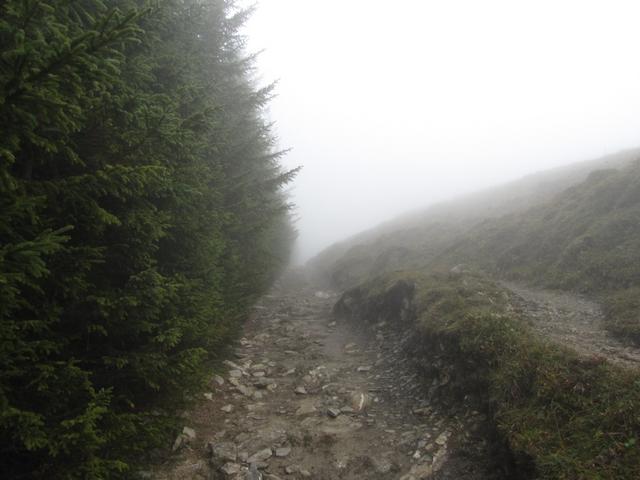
503,281,640,369
153,275,507,480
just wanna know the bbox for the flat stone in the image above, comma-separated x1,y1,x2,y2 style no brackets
371,457,393,474
409,462,433,478
264,474,284,480
247,448,272,463
210,442,237,462
327,408,341,418
350,392,369,412
224,360,243,370
237,385,253,397
229,370,242,378
435,432,449,446
221,404,234,413
220,462,241,476
171,435,184,452
252,391,264,401
253,378,272,389
275,446,291,458
182,426,196,440
294,386,307,395
295,399,317,416
357,366,372,372
204,392,213,400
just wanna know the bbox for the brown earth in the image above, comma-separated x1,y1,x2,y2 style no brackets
503,281,640,369
151,273,509,480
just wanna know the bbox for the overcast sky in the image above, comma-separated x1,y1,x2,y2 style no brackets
241,0,640,262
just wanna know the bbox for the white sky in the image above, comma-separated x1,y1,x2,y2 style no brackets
241,0,640,262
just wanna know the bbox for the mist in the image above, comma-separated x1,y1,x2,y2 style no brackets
242,0,640,262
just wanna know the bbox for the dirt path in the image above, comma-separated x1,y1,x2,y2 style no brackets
152,276,504,480
502,281,640,369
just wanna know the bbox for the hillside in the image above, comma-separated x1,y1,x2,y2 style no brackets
436,160,640,342
311,150,640,344
308,149,640,287
309,152,640,478
309,148,638,289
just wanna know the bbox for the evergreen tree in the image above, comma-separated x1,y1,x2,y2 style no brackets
0,1,296,477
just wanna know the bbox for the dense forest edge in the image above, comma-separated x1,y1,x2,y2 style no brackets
0,1,297,478
312,153,640,478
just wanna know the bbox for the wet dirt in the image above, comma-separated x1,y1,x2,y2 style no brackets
152,275,507,480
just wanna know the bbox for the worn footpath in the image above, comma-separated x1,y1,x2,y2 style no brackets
153,274,506,479
503,281,640,369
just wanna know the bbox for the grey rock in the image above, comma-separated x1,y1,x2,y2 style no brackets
295,400,317,416
210,442,237,462
171,434,184,452
371,457,393,474
275,446,291,458
237,385,253,397
252,391,264,400
253,378,272,389
327,408,341,418
246,463,262,480
408,462,433,479
220,462,242,477
247,448,272,463
435,432,449,446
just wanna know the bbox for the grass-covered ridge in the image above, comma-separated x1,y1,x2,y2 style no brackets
440,160,640,343
309,148,638,289
335,272,640,479
315,157,640,344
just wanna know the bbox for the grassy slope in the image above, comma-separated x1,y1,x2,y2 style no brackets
315,152,640,343
335,273,640,479
320,151,640,477
436,161,640,342
309,148,637,289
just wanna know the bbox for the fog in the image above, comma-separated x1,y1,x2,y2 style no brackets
242,0,640,262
